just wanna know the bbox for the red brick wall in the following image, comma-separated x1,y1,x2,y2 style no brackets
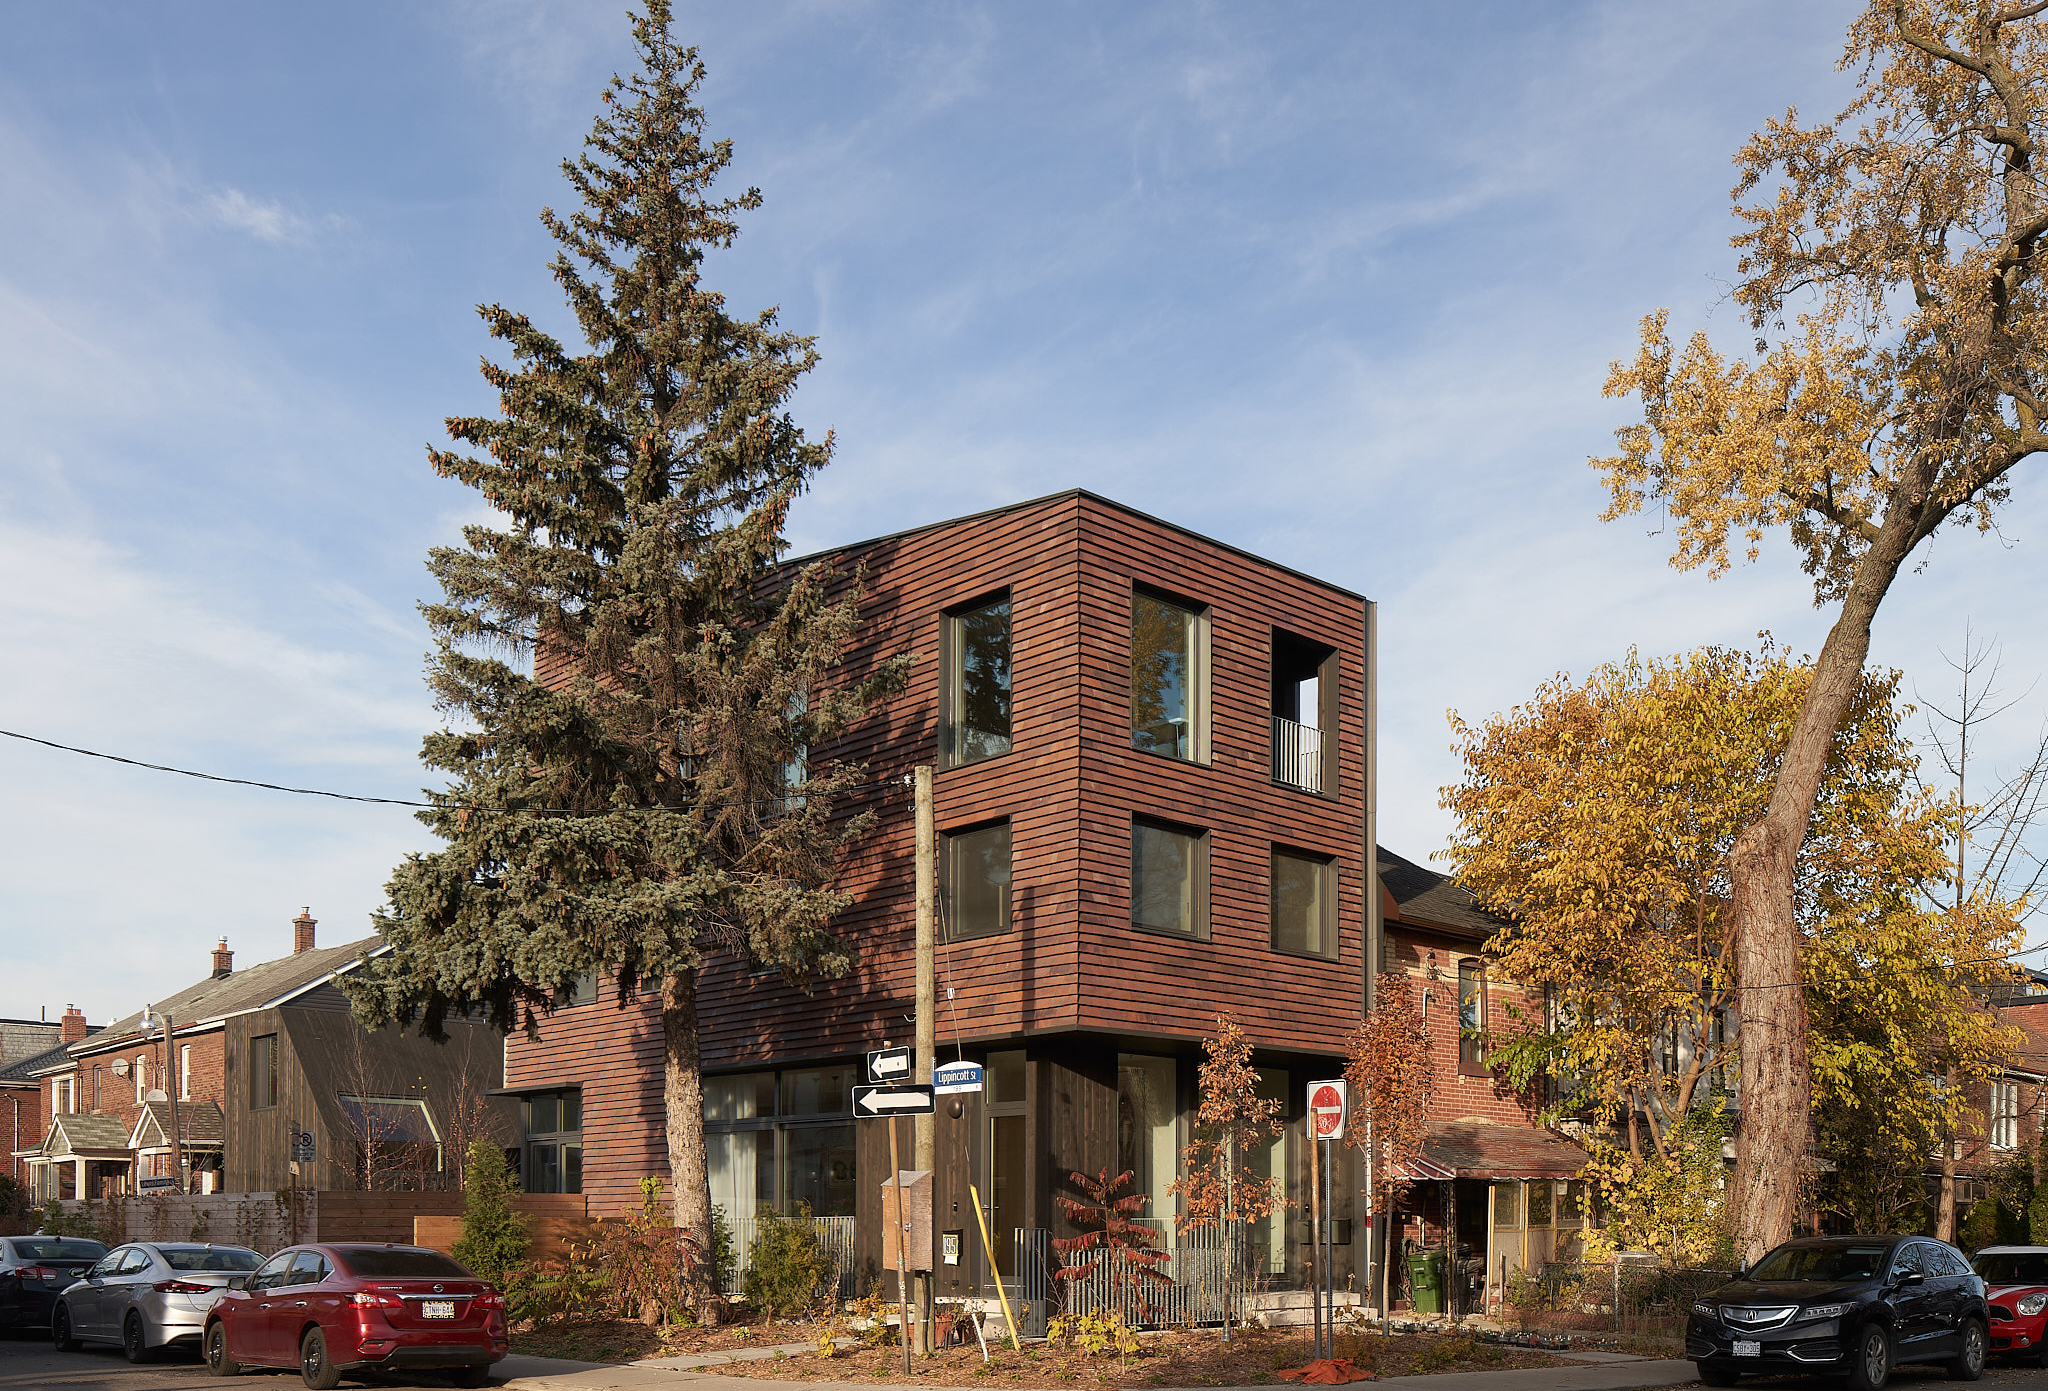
1,1083,45,1192
1388,925,1545,1130
65,1029,227,1159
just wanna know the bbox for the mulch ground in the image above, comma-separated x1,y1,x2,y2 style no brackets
513,1315,831,1364
698,1326,1559,1386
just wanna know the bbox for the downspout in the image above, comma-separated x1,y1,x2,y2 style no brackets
1361,598,1383,1316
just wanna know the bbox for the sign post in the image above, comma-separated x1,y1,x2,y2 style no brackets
1308,1080,1347,1358
887,1118,912,1376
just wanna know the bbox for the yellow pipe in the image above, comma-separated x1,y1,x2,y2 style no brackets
968,1182,1024,1352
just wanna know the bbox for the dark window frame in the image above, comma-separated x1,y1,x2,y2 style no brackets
942,818,1013,942
1268,846,1339,961
1128,814,1211,941
939,588,1015,770
701,1066,857,1218
1268,627,1341,799
1457,960,1489,1076
521,1087,583,1194
1129,584,1212,765
250,1034,279,1111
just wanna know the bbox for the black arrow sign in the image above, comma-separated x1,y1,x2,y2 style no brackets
853,1083,935,1118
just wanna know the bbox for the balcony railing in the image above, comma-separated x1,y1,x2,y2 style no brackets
1272,717,1323,793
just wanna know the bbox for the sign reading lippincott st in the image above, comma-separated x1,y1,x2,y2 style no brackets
1308,1079,1347,1140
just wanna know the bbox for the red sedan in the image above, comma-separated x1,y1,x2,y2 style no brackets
1973,1245,2048,1365
201,1242,507,1388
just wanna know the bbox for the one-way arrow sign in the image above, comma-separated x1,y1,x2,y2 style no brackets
853,1083,935,1118
867,1046,913,1083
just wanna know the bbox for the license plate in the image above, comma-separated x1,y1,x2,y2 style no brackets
422,1300,455,1319
1734,1340,1761,1358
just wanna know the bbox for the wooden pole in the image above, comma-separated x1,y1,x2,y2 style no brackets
889,1118,912,1375
913,764,936,1353
968,1183,1024,1352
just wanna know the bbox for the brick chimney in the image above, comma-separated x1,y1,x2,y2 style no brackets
293,908,316,955
60,1005,87,1043
212,938,233,979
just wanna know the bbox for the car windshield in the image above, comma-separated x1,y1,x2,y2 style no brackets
336,1249,471,1278
1747,1244,1891,1283
9,1240,106,1262
162,1248,260,1272
1976,1252,2048,1284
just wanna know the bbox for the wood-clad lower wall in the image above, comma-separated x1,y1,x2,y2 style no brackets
506,491,1373,1216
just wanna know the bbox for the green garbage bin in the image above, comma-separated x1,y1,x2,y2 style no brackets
1407,1249,1445,1314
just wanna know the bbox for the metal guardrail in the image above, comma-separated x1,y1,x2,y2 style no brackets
1508,1261,1735,1346
1273,718,1323,793
721,1213,857,1299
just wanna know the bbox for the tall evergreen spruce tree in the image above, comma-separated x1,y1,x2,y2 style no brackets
346,2,908,1315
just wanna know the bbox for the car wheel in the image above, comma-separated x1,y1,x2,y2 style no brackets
1695,1361,1742,1386
204,1320,242,1377
1845,1322,1892,1391
299,1326,341,1391
51,1303,79,1352
451,1365,490,1388
123,1310,156,1363
1947,1318,1986,1381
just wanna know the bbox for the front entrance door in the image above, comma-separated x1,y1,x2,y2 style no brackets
986,1113,1027,1280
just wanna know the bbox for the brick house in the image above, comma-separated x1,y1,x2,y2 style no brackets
16,912,513,1199
502,491,1577,1308
0,1010,94,1202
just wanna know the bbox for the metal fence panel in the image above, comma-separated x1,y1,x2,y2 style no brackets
722,1213,857,1300
1507,1261,1734,1349
1047,1223,1247,1329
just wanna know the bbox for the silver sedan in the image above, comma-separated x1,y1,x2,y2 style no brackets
53,1241,261,1361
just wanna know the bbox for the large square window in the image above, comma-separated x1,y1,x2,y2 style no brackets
944,820,1012,940
783,1123,856,1217
707,1130,774,1224
1270,849,1338,959
1130,817,1208,939
781,1067,855,1117
946,593,1012,766
704,1073,776,1121
1130,589,1207,762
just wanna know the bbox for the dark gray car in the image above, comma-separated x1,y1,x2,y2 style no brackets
52,1241,260,1361
0,1236,105,1333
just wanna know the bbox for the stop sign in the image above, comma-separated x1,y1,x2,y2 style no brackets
1308,1079,1347,1140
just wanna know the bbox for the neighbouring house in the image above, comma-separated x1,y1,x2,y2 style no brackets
502,490,1576,1310
1928,974,2048,1232
0,1010,94,1201
14,912,514,1199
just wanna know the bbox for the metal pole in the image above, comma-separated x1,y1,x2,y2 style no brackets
913,764,937,1353
889,1118,912,1375
966,1183,1023,1352
1321,1136,1333,1355
163,1012,186,1195
1309,1121,1323,1359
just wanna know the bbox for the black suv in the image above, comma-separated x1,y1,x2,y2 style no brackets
1687,1235,1988,1388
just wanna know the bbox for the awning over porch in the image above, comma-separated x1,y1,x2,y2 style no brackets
128,1101,225,1153
31,1113,133,1163
1409,1120,1587,1181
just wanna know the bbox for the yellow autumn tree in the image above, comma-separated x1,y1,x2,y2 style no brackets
1593,3,2048,1254
1443,645,2019,1252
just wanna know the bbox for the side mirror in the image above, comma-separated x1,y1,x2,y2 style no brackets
1896,1271,1925,1287
227,1275,247,1290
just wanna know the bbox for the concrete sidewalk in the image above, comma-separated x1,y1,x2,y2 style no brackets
496,1350,1702,1391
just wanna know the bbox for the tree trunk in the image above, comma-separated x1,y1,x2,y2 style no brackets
1727,466,1934,1261
663,968,721,1324
1938,1128,1958,1244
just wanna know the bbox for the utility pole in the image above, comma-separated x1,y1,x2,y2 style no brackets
913,764,937,1355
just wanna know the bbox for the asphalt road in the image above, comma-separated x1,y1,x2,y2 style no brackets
0,1328,499,1390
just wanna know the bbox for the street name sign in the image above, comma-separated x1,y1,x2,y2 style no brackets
137,1176,179,1193
1308,1079,1347,1140
866,1046,913,1084
853,1083,936,1117
932,1061,984,1095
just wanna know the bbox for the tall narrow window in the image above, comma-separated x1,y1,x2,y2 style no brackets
780,687,809,810
943,820,1012,940
1270,848,1337,959
522,1090,582,1194
251,1034,279,1110
180,1045,192,1101
1131,589,1206,761
136,1055,148,1104
947,594,1012,766
1130,817,1208,939
1117,1055,1178,1227
1992,1080,2020,1151
1457,961,1487,1075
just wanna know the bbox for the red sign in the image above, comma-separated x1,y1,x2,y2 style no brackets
1308,1079,1347,1140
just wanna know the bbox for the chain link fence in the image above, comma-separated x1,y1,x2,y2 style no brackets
1505,1261,1733,1352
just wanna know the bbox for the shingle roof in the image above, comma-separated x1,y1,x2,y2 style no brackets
0,1038,83,1083
79,934,386,1055
133,1101,225,1148
1378,845,1506,942
1420,1120,1587,1180
44,1113,133,1155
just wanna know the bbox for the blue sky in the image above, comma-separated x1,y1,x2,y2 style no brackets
5,1,2046,1025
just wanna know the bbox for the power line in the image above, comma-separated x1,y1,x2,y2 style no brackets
0,727,889,817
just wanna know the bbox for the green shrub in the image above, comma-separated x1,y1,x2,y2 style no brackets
453,1141,529,1282
1961,1195,2002,1253
742,1204,833,1317
712,1203,736,1294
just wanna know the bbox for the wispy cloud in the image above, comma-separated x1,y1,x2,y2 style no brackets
200,186,341,244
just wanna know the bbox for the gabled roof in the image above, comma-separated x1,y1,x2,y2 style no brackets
1378,845,1505,943
79,935,388,1055
32,1113,133,1158
0,1038,85,1084
128,1101,225,1151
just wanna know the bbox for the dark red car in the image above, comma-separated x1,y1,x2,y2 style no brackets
201,1242,506,1388
1974,1245,2048,1365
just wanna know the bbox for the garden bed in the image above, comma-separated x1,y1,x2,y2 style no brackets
512,1313,831,1364
699,1326,1559,1386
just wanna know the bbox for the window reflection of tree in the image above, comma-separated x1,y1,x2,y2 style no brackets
954,599,1012,762
1131,594,1195,758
